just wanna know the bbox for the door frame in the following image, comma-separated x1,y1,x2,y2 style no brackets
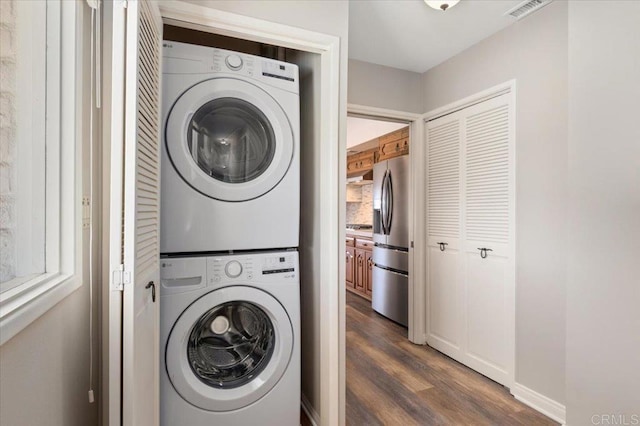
156,2,342,426
347,104,425,344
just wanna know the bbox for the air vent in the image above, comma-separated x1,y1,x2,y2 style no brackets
504,0,552,20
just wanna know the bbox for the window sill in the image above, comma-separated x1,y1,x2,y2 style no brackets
0,272,81,345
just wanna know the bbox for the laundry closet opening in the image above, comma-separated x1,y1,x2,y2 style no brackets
161,24,323,425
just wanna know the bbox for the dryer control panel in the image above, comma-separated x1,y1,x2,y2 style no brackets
162,41,299,94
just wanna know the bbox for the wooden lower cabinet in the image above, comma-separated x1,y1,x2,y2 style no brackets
355,249,366,293
346,246,355,288
365,250,373,298
345,235,373,300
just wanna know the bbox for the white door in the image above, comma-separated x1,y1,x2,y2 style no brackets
426,114,462,357
122,1,163,424
425,92,515,388
461,96,514,386
107,1,163,425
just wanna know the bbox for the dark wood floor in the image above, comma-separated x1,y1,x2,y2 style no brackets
346,291,558,426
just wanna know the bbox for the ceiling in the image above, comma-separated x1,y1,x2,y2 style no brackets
349,0,524,73
347,117,407,151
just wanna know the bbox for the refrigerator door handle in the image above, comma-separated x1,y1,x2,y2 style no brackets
380,170,388,234
386,170,393,234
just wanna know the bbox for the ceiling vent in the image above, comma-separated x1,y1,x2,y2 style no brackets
504,0,553,20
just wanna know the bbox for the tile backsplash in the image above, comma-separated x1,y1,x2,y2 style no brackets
346,183,373,225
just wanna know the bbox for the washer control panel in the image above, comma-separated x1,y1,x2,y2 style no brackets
224,260,243,278
207,251,298,285
261,254,296,278
210,257,255,283
225,54,243,71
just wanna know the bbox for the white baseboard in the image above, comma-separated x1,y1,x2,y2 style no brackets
301,393,319,426
511,383,566,425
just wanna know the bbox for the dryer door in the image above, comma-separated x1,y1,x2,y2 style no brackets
165,286,293,411
165,77,294,202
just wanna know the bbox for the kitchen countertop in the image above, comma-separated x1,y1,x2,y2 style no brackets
346,229,374,238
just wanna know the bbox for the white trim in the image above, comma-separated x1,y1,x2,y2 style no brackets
346,103,426,345
301,393,320,426
160,1,331,54
0,0,82,345
104,1,127,425
154,3,342,426
0,274,79,345
348,103,421,122
511,383,566,425
423,80,515,122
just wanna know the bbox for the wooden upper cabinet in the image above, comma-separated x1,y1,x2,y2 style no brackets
347,148,377,176
378,127,410,162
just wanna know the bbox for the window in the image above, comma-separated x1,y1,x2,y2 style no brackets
0,0,81,345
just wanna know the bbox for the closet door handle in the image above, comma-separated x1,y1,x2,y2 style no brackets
146,281,156,303
437,242,448,251
477,248,493,259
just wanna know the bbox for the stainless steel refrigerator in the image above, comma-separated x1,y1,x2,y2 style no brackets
372,155,409,327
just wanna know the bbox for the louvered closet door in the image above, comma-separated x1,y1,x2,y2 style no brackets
425,91,514,388
122,1,163,425
461,93,514,386
426,113,463,358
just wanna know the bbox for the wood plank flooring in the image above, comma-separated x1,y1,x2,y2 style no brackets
346,291,557,426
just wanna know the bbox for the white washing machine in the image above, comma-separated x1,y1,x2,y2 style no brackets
161,42,300,254
160,250,300,426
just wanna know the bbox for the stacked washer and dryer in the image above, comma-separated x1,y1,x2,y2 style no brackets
159,41,301,426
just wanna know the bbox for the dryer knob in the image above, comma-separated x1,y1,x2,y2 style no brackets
225,260,243,278
225,55,243,70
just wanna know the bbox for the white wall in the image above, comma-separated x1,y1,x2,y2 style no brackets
566,1,640,423
0,3,99,425
421,1,568,405
348,59,423,113
181,1,350,422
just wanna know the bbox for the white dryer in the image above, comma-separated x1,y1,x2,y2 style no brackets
160,251,300,426
161,42,300,254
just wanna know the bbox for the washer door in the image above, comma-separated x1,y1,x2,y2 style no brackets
165,78,294,202
166,286,293,411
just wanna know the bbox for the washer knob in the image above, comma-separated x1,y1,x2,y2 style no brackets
225,54,243,70
225,260,243,278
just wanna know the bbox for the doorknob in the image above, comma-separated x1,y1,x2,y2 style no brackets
146,281,156,302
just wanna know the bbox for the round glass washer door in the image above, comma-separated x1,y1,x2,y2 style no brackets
165,78,294,202
166,286,293,412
